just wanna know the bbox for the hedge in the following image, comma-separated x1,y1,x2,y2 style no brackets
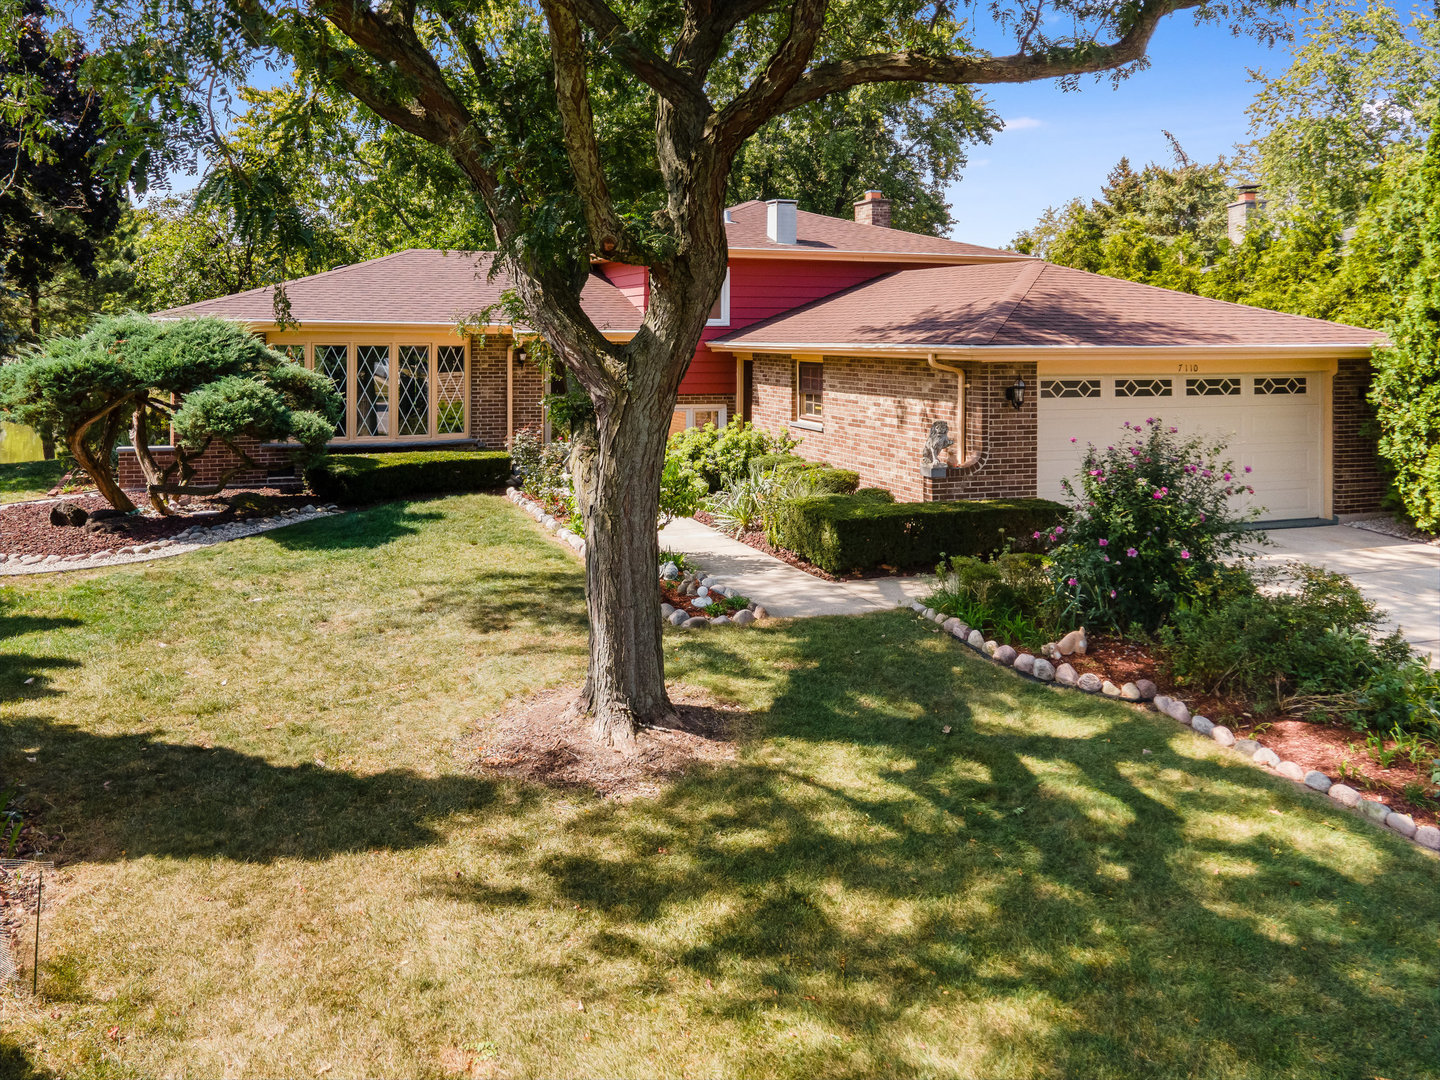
305,450,511,503
748,454,858,494
767,494,1066,574
749,453,814,475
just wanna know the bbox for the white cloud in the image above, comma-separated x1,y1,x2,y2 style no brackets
1002,116,1044,132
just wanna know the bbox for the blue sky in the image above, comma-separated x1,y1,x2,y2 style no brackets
948,15,1298,248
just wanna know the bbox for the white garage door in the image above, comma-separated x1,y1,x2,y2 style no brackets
1037,373,1325,523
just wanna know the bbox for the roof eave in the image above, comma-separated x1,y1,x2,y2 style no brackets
706,340,1383,359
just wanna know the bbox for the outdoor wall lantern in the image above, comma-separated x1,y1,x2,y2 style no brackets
1003,376,1026,410
514,346,529,366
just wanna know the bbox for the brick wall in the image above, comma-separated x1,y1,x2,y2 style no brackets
469,334,511,447
1332,356,1388,516
117,437,291,491
747,352,1038,502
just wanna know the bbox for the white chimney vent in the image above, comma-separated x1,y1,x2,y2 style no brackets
723,208,734,224
766,199,798,244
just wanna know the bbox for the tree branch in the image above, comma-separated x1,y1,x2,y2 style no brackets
711,0,830,155
772,0,1200,114
540,0,639,260
561,0,709,108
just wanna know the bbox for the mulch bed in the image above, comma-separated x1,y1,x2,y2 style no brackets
1065,632,1439,826
468,685,744,800
658,579,751,618
0,488,320,557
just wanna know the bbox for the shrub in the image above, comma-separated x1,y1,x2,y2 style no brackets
659,457,707,525
1162,564,1435,736
767,495,1064,574
304,450,511,503
748,452,814,477
705,469,813,535
667,420,798,490
925,553,1058,647
1046,417,1259,632
799,467,860,494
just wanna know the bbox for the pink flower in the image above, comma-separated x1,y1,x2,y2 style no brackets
1169,426,1177,433
1102,554,1110,562
1202,469,1211,478
1223,471,1232,481
1180,549,1191,560
1033,531,1042,539
1070,437,1078,443
1109,589,1117,598
1098,538,1108,546
1126,547,1138,557
1152,490,1164,499
1244,465,1252,474
1068,577,1078,586
1199,513,1206,522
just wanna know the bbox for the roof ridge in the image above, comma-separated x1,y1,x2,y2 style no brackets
966,260,1046,346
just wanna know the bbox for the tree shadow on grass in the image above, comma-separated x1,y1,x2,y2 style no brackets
0,1036,53,1080
1,713,524,865
522,615,1440,1079
263,501,446,551
0,613,83,705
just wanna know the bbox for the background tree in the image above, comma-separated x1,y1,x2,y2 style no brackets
1370,118,1440,530
0,0,123,349
0,315,341,513
42,0,1285,746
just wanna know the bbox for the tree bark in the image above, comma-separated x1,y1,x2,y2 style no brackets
128,403,175,515
567,350,683,748
67,404,136,513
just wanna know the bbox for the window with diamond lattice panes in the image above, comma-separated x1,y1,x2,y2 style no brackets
396,345,430,437
314,345,348,436
356,345,390,436
1255,376,1307,396
1040,379,1101,399
436,345,466,435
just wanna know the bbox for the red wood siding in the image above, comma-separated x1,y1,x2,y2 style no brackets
602,258,932,397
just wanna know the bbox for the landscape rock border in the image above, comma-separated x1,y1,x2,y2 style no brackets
506,489,771,630
907,599,1440,856
0,503,342,576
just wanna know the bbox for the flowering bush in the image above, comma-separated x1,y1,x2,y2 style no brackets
667,419,798,490
1046,418,1260,631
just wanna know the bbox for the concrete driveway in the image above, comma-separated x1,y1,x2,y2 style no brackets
1244,525,1439,661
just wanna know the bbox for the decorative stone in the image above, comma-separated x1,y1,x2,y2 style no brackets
731,609,756,627
1032,658,1056,682
933,612,948,625
983,640,999,656
710,615,732,627
753,606,768,619
668,610,687,626
660,561,680,580
696,585,709,597
942,618,961,635
1164,699,1191,725
1212,725,1236,747
1055,663,1078,687
1134,678,1158,701
1152,694,1172,713
1252,747,1280,767
49,501,88,527
951,622,970,640
681,617,709,629
701,576,716,588
922,608,936,621
1327,783,1360,808
692,595,713,608
1414,824,1440,851
1385,812,1417,838
1234,739,1260,756
1276,760,1306,781
660,603,676,618
1190,716,1215,737
1120,682,1142,701
967,630,985,649
993,645,1017,666
1056,627,1088,656
1359,798,1390,823
908,600,924,612
1076,672,1103,693
1013,653,1035,674
1303,770,1331,792
1101,679,1121,698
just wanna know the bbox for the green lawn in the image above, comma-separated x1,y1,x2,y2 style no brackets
0,493,1436,1079
0,460,65,504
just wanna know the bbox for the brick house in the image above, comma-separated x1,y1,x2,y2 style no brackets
147,193,1387,523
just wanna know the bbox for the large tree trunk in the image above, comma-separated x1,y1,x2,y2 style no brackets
569,367,680,748
67,428,134,512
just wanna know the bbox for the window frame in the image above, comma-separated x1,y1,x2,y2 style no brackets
671,403,728,433
704,269,732,327
794,358,824,429
265,334,471,445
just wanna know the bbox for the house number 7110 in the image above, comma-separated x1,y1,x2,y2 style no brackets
1176,363,1199,372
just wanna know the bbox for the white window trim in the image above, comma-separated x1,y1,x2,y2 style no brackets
674,404,728,430
794,357,823,426
705,269,731,327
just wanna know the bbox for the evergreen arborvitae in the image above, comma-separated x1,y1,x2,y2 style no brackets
1372,118,1440,530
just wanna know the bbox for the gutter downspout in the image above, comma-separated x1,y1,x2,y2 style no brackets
506,343,515,444
927,353,965,465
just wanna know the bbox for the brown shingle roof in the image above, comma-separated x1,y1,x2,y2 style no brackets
711,261,1382,350
722,200,1027,261
154,249,644,333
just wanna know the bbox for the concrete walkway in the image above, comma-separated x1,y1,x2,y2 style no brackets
1244,525,1439,660
658,517,933,618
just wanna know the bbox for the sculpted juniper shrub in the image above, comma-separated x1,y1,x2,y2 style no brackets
1046,418,1260,632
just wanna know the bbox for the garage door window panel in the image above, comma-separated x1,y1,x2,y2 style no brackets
1041,379,1100,399
1186,377,1240,397
1116,377,1172,398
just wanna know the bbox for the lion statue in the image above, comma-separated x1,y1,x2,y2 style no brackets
920,420,954,474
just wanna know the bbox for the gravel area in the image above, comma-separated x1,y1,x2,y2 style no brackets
1345,514,1440,547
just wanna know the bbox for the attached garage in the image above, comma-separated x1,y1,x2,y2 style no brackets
1037,368,1328,523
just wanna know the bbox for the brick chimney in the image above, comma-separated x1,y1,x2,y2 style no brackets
853,190,891,228
1226,185,1263,245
